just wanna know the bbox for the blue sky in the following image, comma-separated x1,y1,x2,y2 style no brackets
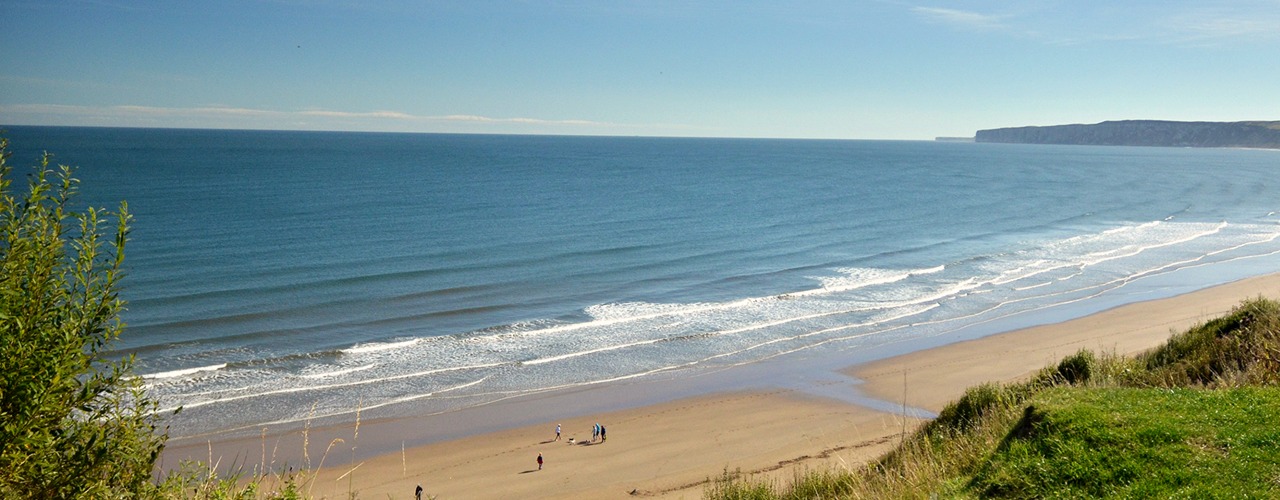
2,1,1278,139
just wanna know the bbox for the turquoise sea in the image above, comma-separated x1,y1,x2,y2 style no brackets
5,126,1280,439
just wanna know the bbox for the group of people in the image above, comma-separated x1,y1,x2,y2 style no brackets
553,422,606,444
539,422,607,470
412,421,612,497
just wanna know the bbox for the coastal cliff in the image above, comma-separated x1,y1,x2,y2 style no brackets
975,120,1280,149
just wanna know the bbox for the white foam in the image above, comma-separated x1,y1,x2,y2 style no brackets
522,337,666,366
697,303,942,364
495,266,943,340
352,377,489,413
155,361,505,413
801,265,945,296
811,267,911,294
301,364,376,379
1012,281,1054,291
585,301,710,321
342,338,419,355
582,271,958,363
987,221,1230,292
518,279,929,369
141,363,227,380
157,219,1280,439
1077,222,1225,268
220,377,491,431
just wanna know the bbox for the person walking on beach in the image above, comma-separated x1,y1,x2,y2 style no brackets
592,423,599,442
601,425,606,442
555,423,561,441
537,452,544,470
415,484,423,500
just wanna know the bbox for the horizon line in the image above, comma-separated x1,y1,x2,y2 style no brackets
0,122,952,143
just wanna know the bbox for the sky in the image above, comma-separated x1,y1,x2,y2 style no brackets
2,1,1279,140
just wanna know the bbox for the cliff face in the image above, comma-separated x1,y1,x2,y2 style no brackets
975,120,1280,149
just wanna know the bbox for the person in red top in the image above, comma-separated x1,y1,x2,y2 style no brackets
537,452,544,470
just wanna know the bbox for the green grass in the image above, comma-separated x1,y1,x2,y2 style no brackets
704,297,1280,499
972,387,1280,498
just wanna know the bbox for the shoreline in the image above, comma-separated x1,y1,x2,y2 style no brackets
163,272,1280,498
851,272,1280,413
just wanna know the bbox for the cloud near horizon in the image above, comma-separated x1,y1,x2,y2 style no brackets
0,104,648,134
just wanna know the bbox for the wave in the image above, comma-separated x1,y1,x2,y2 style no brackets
801,265,945,296
979,221,1232,292
522,337,667,366
154,360,507,414
353,377,489,413
301,364,376,379
140,363,227,380
342,338,419,355
153,219,1197,387
151,218,1280,440
493,264,947,340
213,377,492,433
701,303,943,364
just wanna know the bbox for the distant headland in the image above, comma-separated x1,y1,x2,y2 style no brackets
971,120,1280,149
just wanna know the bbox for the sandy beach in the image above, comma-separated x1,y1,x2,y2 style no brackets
166,273,1280,499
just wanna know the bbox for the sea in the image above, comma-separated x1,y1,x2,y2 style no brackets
5,125,1280,440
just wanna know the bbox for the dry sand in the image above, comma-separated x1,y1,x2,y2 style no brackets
305,390,911,499
194,273,1280,499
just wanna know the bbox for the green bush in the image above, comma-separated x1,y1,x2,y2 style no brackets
1137,297,1280,387
932,383,1015,433
1052,349,1095,385
0,138,168,498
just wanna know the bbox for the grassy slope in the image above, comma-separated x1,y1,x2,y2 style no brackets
971,387,1280,498
706,298,1280,499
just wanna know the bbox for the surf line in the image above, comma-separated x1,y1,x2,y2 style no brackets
155,361,504,414
496,266,944,340
211,377,489,434
140,363,227,381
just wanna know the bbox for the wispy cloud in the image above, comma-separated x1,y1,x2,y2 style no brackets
438,114,602,126
1163,15,1280,43
0,74,123,91
910,6,1005,31
905,2,1280,46
0,104,684,135
298,109,417,120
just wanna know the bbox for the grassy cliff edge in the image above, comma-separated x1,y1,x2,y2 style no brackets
708,297,1280,499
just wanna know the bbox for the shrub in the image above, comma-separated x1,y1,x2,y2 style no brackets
1137,298,1280,387
1052,349,1095,385
0,138,168,498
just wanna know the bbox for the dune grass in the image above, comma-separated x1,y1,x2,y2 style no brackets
706,297,1280,499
